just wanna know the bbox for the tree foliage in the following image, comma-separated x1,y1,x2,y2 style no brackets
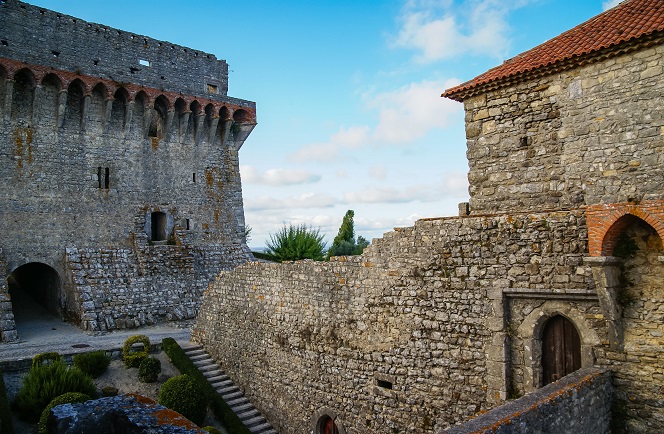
327,210,370,258
265,223,327,261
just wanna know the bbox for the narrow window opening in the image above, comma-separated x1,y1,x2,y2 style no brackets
93,59,99,66
104,167,110,189
207,84,218,94
2,40,9,46
186,219,191,230
51,50,60,58
376,379,393,389
519,136,530,147
97,167,102,188
193,173,196,183
151,212,167,241
139,59,150,67
130,67,140,74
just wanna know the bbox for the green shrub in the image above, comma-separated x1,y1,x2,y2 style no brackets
158,374,207,426
0,367,14,434
73,350,111,378
202,427,224,434
162,338,251,434
38,392,90,434
123,335,150,368
31,352,61,369
138,357,161,383
14,360,97,421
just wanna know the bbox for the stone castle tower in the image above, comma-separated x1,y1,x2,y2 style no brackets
0,0,257,340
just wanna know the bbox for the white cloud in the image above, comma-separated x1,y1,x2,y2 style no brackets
241,166,321,186
344,185,438,204
602,0,622,10
392,0,527,63
368,79,461,145
368,165,387,180
245,193,338,211
288,142,346,163
289,78,463,162
442,171,469,197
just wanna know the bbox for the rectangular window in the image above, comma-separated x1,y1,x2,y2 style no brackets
376,379,393,389
207,83,218,94
139,59,150,67
104,167,110,189
186,219,191,230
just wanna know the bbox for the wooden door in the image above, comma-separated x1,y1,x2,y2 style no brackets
321,416,338,434
542,315,581,385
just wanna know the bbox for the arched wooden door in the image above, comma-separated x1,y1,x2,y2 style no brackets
542,315,581,385
321,416,339,434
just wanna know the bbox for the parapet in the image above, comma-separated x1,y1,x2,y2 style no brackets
0,0,234,103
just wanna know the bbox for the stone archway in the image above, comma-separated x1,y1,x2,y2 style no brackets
8,262,62,321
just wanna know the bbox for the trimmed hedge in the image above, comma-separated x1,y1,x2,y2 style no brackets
123,335,150,368
138,357,161,383
162,338,252,434
0,367,14,434
31,352,61,369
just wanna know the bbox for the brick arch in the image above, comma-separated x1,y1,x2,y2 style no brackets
587,202,664,256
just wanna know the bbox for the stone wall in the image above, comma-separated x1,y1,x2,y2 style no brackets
0,0,256,338
193,210,593,433
0,0,233,102
443,368,613,434
463,44,664,215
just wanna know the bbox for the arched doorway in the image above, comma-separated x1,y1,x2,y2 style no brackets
8,262,61,321
318,416,339,434
542,315,581,385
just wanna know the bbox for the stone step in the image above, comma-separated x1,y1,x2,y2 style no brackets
258,429,277,434
210,379,234,389
198,364,220,373
225,396,249,407
230,402,253,413
222,390,243,400
183,348,205,355
188,353,210,361
207,374,229,383
243,415,266,427
217,385,240,395
193,358,215,367
249,422,273,433
237,408,259,419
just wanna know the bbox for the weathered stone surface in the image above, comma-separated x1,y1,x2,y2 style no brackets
47,394,205,433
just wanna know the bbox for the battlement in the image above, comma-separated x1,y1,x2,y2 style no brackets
0,0,238,103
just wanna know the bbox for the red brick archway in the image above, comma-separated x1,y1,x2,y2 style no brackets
586,200,664,256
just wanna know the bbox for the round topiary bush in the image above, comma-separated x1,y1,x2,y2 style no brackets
138,356,161,383
123,335,150,368
73,350,111,378
31,352,61,369
38,392,90,434
14,361,97,422
158,374,207,426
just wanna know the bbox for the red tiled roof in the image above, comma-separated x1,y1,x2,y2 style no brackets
443,0,664,101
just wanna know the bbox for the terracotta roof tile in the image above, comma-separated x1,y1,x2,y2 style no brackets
443,0,664,101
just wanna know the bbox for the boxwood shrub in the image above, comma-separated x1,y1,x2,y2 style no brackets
73,350,111,378
138,356,161,383
158,374,207,426
123,335,150,368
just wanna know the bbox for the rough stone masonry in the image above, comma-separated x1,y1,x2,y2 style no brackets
0,0,257,339
193,1,664,433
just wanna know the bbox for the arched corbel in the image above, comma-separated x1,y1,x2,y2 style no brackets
103,98,113,132
81,93,91,132
208,115,220,144
124,100,134,136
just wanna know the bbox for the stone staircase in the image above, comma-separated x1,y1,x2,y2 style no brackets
180,343,278,434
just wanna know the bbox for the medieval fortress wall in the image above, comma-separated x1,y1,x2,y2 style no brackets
193,27,664,434
0,0,256,338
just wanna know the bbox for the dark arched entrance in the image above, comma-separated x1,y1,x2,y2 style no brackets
542,315,581,385
8,262,61,321
318,416,339,434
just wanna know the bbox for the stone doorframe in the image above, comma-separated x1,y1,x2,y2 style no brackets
485,288,600,403
309,407,347,434
517,300,600,393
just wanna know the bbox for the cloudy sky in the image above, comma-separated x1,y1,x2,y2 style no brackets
28,0,622,248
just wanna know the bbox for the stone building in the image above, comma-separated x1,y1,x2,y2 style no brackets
193,0,663,433
0,0,256,341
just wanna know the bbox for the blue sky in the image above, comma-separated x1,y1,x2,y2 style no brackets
26,0,622,248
